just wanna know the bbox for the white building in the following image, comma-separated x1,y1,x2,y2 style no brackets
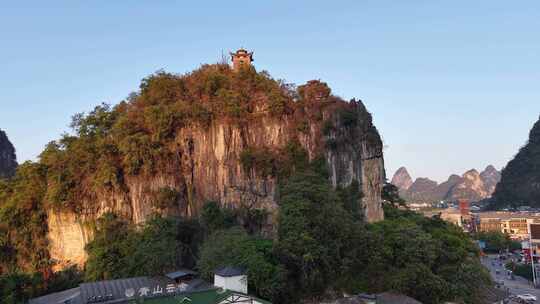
214,266,248,294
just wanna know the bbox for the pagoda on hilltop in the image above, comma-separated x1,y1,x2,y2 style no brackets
230,48,253,71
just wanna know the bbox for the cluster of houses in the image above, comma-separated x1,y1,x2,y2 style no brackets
421,202,540,262
429,208,540,240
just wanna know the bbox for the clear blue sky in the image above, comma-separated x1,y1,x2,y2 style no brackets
1,1,539,182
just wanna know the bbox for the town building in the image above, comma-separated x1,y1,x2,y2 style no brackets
423,208,474,232
29,267,270,304
476,212,540,240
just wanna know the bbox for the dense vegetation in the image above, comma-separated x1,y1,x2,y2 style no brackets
492,115,540,208
198,166,493,304
0,130,17,179
84,214,203,281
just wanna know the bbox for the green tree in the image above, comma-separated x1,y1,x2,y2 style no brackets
353,206,492,304
197,227,284,301
475,231,519,253
276,170,355,301
84,213,131,281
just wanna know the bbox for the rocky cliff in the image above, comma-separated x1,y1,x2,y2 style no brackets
0,129,17,178
445,169,488,202
492,115,540,208
393,165,500,203
390,167,413,190
40,65,385,268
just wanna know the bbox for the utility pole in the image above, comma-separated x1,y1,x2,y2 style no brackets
530,236,537,287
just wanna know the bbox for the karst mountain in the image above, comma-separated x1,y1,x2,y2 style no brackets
391,165,501,203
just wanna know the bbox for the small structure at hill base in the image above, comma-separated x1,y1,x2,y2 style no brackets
214,266,248,294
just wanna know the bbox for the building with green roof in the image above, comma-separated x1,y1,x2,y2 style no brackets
128,289,271,304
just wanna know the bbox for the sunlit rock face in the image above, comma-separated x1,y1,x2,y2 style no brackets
46,93,386,268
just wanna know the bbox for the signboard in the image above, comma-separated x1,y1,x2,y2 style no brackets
124,283,180,300
459,200,469,216
477,240,486,250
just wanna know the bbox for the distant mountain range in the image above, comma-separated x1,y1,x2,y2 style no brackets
0,129,17,179
391,165,501,203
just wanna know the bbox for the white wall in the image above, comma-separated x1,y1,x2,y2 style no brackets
214,274,248,294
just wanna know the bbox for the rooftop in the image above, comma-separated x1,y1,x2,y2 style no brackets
477,211,540,220
130,289,271,304
29,275,214,304
215,266,246,277
165,269,197,280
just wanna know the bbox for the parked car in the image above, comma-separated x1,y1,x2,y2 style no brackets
517,294,537,302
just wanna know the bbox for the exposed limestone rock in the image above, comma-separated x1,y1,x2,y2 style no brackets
46,99,385,268
47,210,93,271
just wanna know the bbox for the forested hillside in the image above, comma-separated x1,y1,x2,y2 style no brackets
492,115,540,208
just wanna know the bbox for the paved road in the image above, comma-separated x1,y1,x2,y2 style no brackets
482,254,540,301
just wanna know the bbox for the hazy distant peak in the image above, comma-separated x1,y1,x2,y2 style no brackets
398,165,501,203
463,169,480,177
483,164,497,172
447,174,462,182
391,167,413,190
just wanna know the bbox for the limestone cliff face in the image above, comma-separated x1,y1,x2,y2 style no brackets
46,97,385,268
